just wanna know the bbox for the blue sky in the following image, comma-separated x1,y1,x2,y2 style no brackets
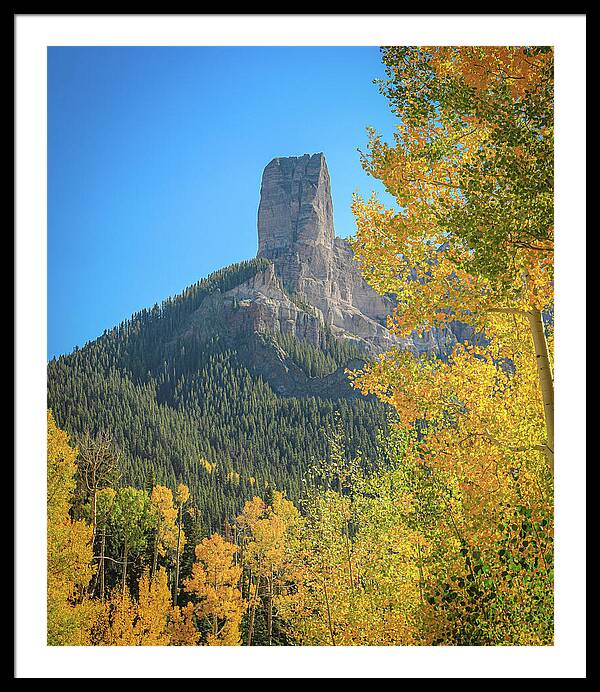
48,46,398,359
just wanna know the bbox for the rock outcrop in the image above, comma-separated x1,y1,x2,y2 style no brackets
254,153,400,354
189,152,469,361
257,153,335,272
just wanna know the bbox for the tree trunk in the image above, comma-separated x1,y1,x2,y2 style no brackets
122,542,129,598
91,490,98,545
152,532,159,582
416,539,425,605
173,503,182,606
247,577,260,646
345,523,354,594
100,529,106,602
323,577,336,646
267,568,273,646
528,308,554,474
243,567,249,601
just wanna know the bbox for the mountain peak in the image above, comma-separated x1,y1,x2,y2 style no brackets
251,154,468,357
257,152,334,272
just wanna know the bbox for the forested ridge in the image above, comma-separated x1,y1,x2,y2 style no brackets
48,258,388,529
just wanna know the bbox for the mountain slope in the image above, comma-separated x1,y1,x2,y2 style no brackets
47,153,466,527
47,257,388,529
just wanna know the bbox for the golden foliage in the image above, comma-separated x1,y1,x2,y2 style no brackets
134,568,172,644
167,603,200,646
150,484,181,561
346,46,554,644
185,534,245,645
47,411,96,645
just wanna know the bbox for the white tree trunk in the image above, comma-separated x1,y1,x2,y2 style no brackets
528,308,554,475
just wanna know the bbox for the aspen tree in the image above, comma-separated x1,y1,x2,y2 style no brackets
352,47,554,471
134,568,172,645
47,411,96,645
149,485,179,581
94,487,116,601
184,534,245,645
168,603,200,645
173,483,190,606
348,46,555,644
110,487,155,597
76,430,120,544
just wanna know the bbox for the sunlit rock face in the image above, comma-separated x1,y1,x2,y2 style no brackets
191,152,470,361
258,153,335,272
255,153,399,355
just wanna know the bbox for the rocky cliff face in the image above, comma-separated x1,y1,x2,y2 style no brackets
257,153,335,270
189,152,470,366
254,153,400,354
